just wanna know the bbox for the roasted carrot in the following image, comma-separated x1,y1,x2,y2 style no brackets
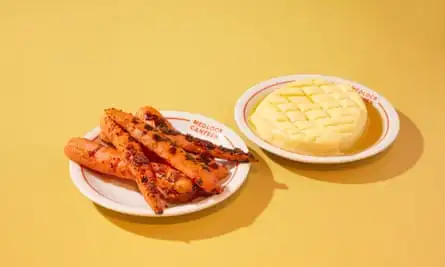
65,137,133,180
135,106,255,162
64,137,197,203
135,106,229,180
105,108,222,193
100,115,166,214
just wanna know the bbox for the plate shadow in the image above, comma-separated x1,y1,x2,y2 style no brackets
265,110,423,184
95,150,286,242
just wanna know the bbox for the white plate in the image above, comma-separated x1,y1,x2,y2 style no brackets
234,74,400,164
69,111,251,217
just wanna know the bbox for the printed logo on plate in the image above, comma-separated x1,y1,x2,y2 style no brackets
188,119,223,140
352,86,379,105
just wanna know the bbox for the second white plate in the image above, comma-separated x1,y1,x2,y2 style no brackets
234,74,400,164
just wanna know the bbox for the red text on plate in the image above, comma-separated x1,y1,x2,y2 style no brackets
352,87,379,104
189,120,222,140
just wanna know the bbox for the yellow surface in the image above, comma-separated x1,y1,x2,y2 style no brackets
250,79,368,155
1,1,444,266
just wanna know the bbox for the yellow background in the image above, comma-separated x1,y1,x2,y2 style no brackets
1,1,444,266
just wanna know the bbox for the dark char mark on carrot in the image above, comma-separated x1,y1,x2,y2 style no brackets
169,146,177,154
201,164,210,171
152,133,165,142
198,152,212,164
87,145,103,157
162,128,180,135
185,134,195,142
209,162,218,169
185,153,195,161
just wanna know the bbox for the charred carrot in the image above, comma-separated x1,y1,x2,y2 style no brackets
65,137,133,180
105,108,222,193
135,106,255,162
100,115,166,214
64,137,197,203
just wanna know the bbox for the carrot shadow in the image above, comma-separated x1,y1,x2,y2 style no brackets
265,110,423,184
95,149,286,242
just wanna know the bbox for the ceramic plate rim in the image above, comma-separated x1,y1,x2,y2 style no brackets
69,110,251,217
234,74,400,164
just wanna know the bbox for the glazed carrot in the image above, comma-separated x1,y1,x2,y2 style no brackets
64,137,197,203
105,108,222,193
99,117,210,200
103,129,227,180
100,115,166,214
135,106,255,162
135,106,230,179
64,137,133,180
